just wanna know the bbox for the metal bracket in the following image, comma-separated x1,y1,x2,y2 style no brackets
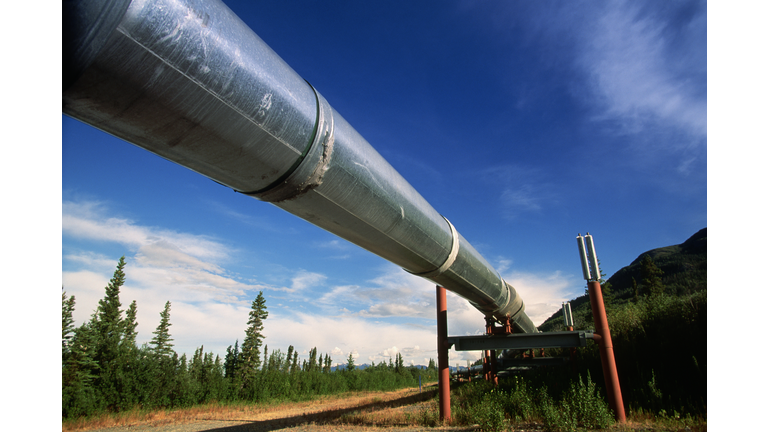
446,331,594,351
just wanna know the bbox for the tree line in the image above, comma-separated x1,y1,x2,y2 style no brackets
62,257,437,419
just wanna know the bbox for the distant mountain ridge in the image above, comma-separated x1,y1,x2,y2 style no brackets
539,228,707,331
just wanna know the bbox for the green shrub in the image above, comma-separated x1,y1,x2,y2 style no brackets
560,372,614,430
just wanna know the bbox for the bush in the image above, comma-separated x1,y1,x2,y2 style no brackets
560,372,614,430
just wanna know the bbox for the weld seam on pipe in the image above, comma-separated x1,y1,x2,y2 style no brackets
244,81,322,197
407,217,460,279
248,85,336,203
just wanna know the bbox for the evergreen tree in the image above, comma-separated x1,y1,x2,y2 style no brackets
150,301,174,357
62,290,76,360
224,340,240,379
90,256,130,410
641,254,665,297
237,291,268,386
291,350,298,373
62,321,100,417
308,347,318,372
346,352,356,371
284,345,294,373
263,345,269,371
324,354,332,373
93,256,127,366
632,277,640,302
427,358,436,370
122,300,139,349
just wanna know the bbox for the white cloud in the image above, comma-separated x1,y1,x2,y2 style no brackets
63,200,230,261
262,311,438,366
318,265,437,319
502,270,579,326
381,346,399,357
290,271,326,291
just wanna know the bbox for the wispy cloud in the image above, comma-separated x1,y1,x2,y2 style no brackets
502,270,579,326
481,165,557,220
318,266,436,319
289,270,327,292
576,2,706,141
63,200,230,261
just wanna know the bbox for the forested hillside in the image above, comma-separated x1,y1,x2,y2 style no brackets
62,257,437,419
538,228,707,415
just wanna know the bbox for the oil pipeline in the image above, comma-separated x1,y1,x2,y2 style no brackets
62,0,538,334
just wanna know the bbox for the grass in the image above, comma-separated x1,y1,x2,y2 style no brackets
62,381,706,432
62,384,439,431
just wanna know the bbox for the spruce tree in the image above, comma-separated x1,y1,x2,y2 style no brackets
93,256,127,366
284,345,294,373
346,352,356,371
150,301,174,357
308,347,318,372
90,256,130,410
632,277,639,302
62,321,99,417
224,341,240,379
237,291,268,386
122,300,139,349
62,290,76,360
323,354,331,373
291,350,298,373
641,254,665,297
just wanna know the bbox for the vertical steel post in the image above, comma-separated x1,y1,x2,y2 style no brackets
578,233,625,423
490,350,498,386
436,285,451,421
588,280,626,423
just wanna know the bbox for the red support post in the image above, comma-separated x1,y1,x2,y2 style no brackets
567,325,577,373
484,317,499,385
436,285,451,422
588,280,626,423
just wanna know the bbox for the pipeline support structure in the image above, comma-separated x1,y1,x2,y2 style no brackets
436,286,451,421
578,234,626,423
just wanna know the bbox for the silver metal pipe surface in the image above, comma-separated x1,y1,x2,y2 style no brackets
62,0,537,333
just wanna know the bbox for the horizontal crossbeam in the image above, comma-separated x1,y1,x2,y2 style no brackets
498,357,570,367
446,331,594,351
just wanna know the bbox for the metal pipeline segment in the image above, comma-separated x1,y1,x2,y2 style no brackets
62,0,538,333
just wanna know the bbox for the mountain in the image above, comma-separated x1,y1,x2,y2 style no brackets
538,228,706,332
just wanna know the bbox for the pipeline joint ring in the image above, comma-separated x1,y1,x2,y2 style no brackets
407,216,460,279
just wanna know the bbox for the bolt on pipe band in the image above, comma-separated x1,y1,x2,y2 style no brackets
406,216,460,279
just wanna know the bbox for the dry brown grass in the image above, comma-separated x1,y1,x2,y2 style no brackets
61,385,444,432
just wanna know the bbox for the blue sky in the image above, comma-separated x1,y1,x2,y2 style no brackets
60,0,706,368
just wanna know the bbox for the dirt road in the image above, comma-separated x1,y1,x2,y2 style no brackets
67,386,479,432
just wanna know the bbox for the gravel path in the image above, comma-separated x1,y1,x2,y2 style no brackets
71,387,481,432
